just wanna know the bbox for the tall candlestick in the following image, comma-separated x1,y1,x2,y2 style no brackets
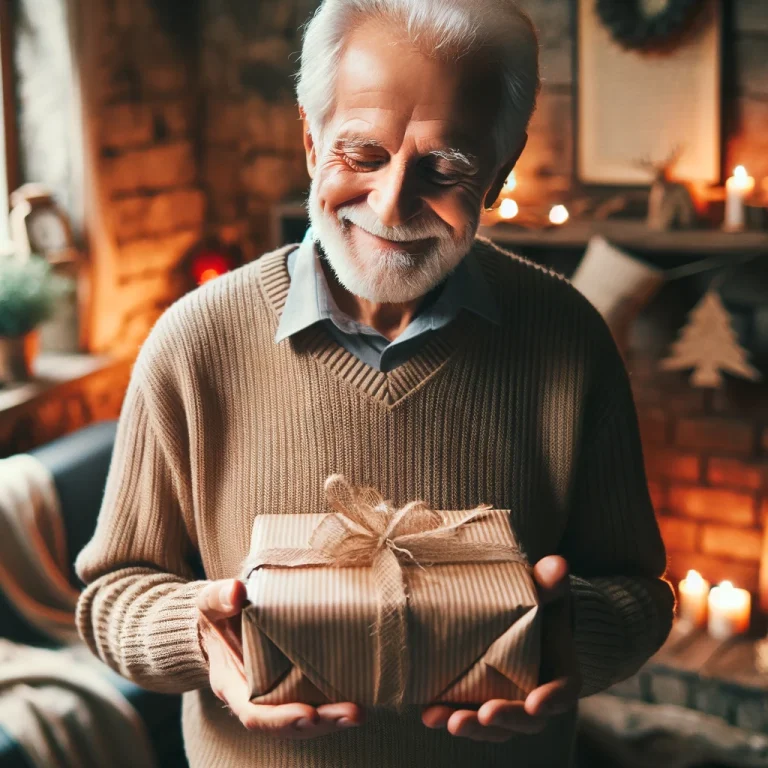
724,166,755,232
678,570,709,629
708,581,751,640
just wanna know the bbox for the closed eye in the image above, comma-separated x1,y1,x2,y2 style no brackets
343,155,385,172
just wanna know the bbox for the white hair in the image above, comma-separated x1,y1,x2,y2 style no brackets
296,0,540,166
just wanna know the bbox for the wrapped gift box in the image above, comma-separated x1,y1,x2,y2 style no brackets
239,476,540,709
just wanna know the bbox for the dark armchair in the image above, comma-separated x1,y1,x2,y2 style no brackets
0,421,188,768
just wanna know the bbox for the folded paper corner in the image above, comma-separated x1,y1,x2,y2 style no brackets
482,603,542,695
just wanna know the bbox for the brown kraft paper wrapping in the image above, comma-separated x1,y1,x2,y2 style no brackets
239,475,541,709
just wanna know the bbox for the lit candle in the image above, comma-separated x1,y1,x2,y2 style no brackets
549,204,569,226
708,581,751,640
502,171,517,194
499,199,519,220
678,570,710,629
724,166,755,232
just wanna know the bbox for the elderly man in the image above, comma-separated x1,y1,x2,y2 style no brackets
76,0,674,766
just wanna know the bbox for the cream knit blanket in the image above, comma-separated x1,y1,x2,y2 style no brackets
0,453,157,768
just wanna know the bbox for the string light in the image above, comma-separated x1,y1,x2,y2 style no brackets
499,199,519,220
549,204,569,226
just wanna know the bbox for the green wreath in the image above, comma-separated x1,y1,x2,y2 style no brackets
596,0,704,52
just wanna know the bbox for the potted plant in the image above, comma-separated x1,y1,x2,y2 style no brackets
0,251,67,385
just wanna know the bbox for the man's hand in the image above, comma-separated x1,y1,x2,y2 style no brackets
421,556,581,742
197,579,364,739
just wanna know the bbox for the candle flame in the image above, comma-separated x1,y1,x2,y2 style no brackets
499,199,519,220
719,580,734,591
684,569,704,586
734,166,748,180
549,205,569,226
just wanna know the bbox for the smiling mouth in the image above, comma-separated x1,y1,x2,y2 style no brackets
346,222,432,249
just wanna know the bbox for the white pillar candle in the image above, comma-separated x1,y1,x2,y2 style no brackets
678,570,710,629
724,166,755,232
708,581,751,640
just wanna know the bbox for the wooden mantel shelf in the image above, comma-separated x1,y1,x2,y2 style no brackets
0,354,113,413
478,219,768,257
0,353,132,458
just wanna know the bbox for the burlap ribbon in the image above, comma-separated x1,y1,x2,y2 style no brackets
243,475,529,708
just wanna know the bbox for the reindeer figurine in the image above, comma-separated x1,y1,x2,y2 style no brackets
637,147,697,231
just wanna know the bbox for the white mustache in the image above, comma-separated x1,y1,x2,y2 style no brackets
336,205,451,243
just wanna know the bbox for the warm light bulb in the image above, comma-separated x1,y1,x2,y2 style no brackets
502,171,517,193
499,199,519,220
549,204,569,225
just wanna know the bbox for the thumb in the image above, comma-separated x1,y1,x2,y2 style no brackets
533,556,570,606
197,578,247,622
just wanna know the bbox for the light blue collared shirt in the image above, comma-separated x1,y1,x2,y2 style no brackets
275,229,500,372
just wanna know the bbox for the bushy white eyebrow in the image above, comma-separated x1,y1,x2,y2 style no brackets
429,148,479,172
334,136,385,151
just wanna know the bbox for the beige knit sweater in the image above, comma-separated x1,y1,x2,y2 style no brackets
75,238,674,768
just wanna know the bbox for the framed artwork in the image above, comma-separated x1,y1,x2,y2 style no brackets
576,0,722,186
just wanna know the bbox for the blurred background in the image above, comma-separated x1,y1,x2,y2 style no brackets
0,1,767,767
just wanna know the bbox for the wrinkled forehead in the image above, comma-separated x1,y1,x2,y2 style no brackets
327,21,502,157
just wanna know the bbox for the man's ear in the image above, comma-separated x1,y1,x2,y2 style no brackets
299,106,317,179
483,133,528,210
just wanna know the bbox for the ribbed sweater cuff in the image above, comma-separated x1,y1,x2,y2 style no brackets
569,575,658,698
119,580,210,693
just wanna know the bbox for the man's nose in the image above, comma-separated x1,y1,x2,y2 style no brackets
367,162,423,228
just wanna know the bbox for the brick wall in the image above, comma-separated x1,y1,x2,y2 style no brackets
200,0,312,258
631,355,768,595
90,0,207,356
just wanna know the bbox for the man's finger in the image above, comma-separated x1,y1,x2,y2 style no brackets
524,676,580,718
203,631,248,709
477,700,547,734
197,579,247,621
316,702,365,727
422,705,456,729
533,556,570,605
446,710,517,742
239,702,319,733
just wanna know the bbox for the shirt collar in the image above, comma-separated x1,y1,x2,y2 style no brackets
275,228,500,344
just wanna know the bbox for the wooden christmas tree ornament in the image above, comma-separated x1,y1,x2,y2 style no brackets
660,290,761,388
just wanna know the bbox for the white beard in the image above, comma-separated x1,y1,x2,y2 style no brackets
306,178,479,303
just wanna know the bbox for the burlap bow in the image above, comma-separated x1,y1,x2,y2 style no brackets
243,475,528,708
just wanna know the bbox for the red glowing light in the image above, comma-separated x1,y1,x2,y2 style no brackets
190,250,233,286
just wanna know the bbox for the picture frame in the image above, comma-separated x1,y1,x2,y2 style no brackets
575,0,723,187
